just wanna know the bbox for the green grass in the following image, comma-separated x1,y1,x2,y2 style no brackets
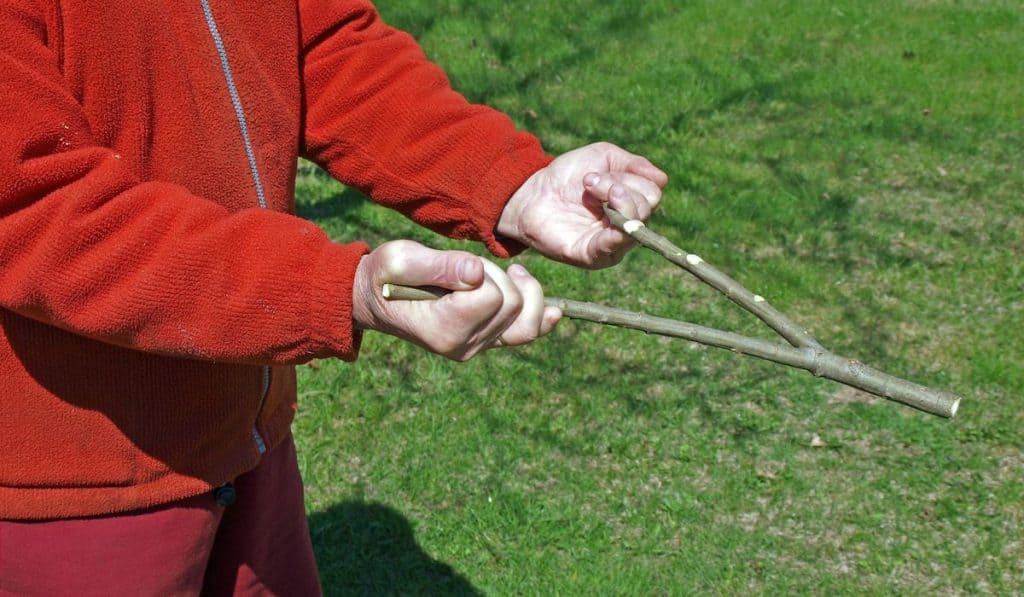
293,1,1023,593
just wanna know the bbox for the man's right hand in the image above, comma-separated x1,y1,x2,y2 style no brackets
352,240,561,361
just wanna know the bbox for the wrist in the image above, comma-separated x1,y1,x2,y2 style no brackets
495,200,524,246
496,168,543,246
351,255,377,332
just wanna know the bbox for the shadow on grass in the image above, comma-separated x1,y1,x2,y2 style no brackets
296,178,469,250
499,344,786,454
295,185,369,221
310,501,482,597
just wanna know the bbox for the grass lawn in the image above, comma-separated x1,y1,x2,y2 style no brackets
293,0,1023,593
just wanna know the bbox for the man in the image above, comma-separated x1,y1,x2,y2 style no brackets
0,0,666,593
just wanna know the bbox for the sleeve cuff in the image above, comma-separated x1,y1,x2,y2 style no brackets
307,239,371,361
468,138,553,259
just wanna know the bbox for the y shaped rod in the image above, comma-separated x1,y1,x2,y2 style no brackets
381,208,962,418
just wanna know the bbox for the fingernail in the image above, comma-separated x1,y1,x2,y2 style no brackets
457,259,475,284
583,173,600,187
509,263,528,277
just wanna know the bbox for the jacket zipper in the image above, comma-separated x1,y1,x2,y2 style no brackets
199,0,270,455
252,367,270,454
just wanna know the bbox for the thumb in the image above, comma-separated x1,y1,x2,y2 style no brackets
379,241,485,291
431,252,485,291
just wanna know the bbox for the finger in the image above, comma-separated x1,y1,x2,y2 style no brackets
587,228,633,268
591,142,669,188
583,171,662,207
609,183,651,222
624,155,669,189
496,264,546,347
618,172,663,212
471,259,524,344
539,305,562,337
379,240,484,291
583,173,652,221
423,262,507,361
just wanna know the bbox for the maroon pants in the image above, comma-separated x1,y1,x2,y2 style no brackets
0,435,321,596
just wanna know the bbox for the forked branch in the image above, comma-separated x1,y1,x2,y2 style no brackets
381,208,962,419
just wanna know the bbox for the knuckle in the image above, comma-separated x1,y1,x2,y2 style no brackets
636,197,652,216
520,275,542,297
446,343,479,362
381,239,412,255
379,241,414,277
433,336,463,358
506,289,525,316
477,284,505,314
444,255,464,282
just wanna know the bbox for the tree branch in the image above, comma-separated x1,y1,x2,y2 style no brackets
603,206,823,350
382,284,960,418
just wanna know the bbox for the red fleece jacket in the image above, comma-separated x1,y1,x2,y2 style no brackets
0,0,551,520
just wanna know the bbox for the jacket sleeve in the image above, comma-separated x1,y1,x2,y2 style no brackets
0,1,367,365
298,0,552,258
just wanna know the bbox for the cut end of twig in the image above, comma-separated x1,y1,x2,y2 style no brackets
623,219,645,234
686,254,703,265
381,283,393,299
949,397,961,418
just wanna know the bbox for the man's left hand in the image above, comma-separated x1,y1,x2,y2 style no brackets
497,142,668,269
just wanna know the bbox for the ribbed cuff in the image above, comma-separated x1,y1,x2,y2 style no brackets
308,239,370,361
468,138,553,259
